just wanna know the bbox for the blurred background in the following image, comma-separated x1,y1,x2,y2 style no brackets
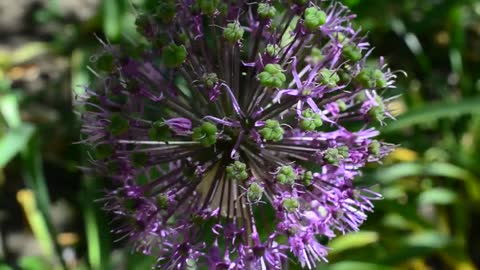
1,0,480,269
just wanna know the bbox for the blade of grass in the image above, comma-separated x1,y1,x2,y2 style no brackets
102,0,127,42
16,189,55,257
81,176,111,270
83,183,102,270
372,162,480,201
0,94,21,128
324,261,392,270
0,124,34,168
21,137,67,269
328,231,379,256
382,97,480,132
0,90,34,168
0,42,50,69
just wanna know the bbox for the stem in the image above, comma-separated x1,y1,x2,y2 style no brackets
256,98,298,120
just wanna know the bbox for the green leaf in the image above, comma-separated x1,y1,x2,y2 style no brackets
382,213,411,230
404,231,450,249
71,49,90,96
0,42,50,69
0,265,12,270
372,163,423,183
418,188,457,205
82,176,112,270
328,231,379,255
0,94,21,128
21,137,67,269
0,124,34,168
449,48,463,75
16,189,55,257
18,256,51,270
325,261,392,270
382,97,480,132
102,0,127,42
372,162,480,200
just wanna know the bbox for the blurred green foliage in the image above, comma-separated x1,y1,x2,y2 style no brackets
0,0,479,269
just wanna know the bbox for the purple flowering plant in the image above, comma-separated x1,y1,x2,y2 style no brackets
78,0,399,269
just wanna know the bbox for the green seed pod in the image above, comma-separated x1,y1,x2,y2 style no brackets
324,148,341,165
304,7,327,31
202,73,219,88
342,44,362,62
337,100,347,112
223,22,244,42
355,68,387,89
355,90,367,103
258,3,277,19
318,68,340,88
163,44,187,68
192,122,218,147
303,171,313,186
333,32,348,44
300,109,323,131
258,64,286,88
337,146,350,158
369,140,381,157
259,119,284,142
247,182,264,202
282,198,300,212
226,161,249,181
276,166,297,185
107,114,129,136
368,97,386,122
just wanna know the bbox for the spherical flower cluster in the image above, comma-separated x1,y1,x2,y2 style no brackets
79,0,397,269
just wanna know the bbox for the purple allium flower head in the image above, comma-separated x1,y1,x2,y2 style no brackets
78,0,398,269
